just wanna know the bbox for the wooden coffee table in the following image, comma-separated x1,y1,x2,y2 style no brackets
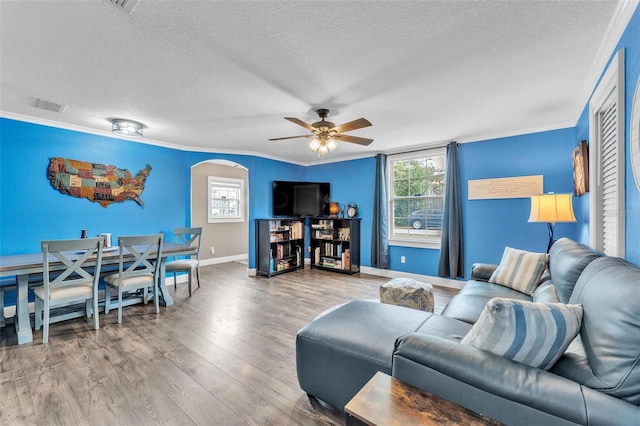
345,371,502,425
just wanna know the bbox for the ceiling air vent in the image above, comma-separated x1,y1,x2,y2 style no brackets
103,0,139,13
35,99,67,113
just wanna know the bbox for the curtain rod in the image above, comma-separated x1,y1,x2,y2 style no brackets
382,140,458,156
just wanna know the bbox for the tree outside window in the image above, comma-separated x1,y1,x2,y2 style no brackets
208,176,244,223
388,149,445,244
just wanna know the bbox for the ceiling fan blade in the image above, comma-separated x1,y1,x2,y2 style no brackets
268,135,313,141
331,118,372,134
284,117,316,132
334,134,374,146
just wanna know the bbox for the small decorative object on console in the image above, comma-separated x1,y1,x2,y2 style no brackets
330,202,340,217
347,202,358,218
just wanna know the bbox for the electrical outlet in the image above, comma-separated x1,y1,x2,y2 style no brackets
210,246,215,255
401,256,406,264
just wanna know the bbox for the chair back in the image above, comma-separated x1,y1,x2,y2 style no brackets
174,227,202,261
41,238,104,298
116,234,164,281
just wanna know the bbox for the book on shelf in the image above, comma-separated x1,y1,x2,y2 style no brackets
321,257,336,268
320,257,344,269
338,228,350,241
276,259,290,271
341,249,351,270
269,220,290,232
275,243,291,259
315,229,334,239
290,221,303,239
316,220,333,229
270,233,285,242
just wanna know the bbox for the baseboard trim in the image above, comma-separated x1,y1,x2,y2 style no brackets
359,266,464,290
253,258,463,290
200,254,248,267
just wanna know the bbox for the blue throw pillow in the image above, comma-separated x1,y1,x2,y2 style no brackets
489,246,548,295
461,298,583,370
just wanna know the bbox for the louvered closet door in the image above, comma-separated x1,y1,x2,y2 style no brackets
589,49,624,258
599,101,618,254
594,91,623,256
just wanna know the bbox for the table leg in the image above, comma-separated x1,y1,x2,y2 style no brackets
15,274,33,345
0,289,5,328
159,261,173,307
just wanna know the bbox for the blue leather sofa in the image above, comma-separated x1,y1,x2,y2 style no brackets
295,238,640,425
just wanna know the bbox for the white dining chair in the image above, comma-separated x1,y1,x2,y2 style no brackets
34,237,104,344
104,234,163,324
0,277,16,328
165,227,202,296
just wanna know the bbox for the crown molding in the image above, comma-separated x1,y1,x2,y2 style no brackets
576,0,639,121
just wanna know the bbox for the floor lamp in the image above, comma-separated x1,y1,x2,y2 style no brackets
528,193,577,253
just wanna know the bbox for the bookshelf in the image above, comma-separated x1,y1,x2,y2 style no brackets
310,217,360,274
256,219,305,277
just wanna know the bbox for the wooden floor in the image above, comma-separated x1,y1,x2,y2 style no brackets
0,262,457,425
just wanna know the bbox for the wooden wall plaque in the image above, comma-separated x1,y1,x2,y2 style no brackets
468,175,543,200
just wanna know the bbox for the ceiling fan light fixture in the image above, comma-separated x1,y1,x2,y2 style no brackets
308,135,337,156
112,119,144,138
270,108,373,155
309,138,321,151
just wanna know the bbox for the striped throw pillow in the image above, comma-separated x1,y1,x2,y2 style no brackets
489,247,548,295
461,298,583,370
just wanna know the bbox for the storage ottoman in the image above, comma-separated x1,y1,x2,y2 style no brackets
379,277,434,312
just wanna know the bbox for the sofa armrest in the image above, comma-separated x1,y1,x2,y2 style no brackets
392,333,640,426
470,263,497,281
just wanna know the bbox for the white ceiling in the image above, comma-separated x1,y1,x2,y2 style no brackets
0,0,636,165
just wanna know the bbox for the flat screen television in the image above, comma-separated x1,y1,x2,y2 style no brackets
272,181,331,217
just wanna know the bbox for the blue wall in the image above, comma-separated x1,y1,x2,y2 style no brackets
460,129,578,269
620,4,640,262
0,121,186,254
332,128,580,279
0,118,306,271
572,3,640,262
305,157,376,266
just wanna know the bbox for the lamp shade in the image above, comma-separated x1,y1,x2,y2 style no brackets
528,193,577,223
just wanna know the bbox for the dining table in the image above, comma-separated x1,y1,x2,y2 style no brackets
0,242,197,345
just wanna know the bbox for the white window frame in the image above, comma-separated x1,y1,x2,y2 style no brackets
589,49,625,257
207,176,244,224
387,148,446,249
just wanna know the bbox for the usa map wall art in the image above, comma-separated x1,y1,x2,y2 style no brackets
47,157,152,207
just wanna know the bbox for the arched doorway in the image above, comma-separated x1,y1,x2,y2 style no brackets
190,159,249,268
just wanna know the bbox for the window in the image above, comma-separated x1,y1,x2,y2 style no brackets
208,176,244,223
387,148,446,247
589,50,625,257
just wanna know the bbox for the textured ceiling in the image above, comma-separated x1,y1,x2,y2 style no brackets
0,1,635,165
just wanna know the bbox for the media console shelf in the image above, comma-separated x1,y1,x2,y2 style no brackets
256,219,304,277
310,217,360,274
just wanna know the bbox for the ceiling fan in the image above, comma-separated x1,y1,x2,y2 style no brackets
269,108,373,155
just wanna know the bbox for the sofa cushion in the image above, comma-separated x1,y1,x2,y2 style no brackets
441,280,532,325
461,298,583,370
489,247,548,295
558,256,640,404
532,281,560,304
548,238,601,303
414,313,472,342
